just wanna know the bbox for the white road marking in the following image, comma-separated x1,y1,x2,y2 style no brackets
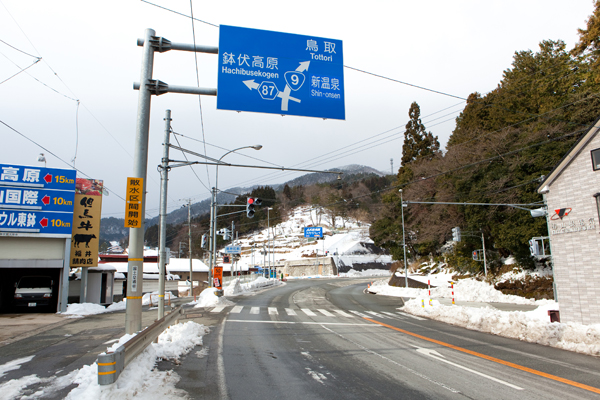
320,325,460,394
230,306,243,314
217,317,228,399
227,320,382,326
306,367,327,384
416,348,523,390
250,307,260,314
365,311,390,319
302,308,317,316
268,307,278,315
349,310,370,318
334,309,353,317
211,305,226,313
317,309,334,317
382,311,405,319
285,308,297,316
396,311,426,321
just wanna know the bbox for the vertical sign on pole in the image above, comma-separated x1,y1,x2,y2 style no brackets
124,177,144,228
70,179,103,267
213,266,223,290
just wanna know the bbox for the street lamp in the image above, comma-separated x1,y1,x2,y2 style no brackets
267,207,273,280
37,153,46,168
399,189,408,288
209,145,262,289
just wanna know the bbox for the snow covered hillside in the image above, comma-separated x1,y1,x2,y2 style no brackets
233,206,393,274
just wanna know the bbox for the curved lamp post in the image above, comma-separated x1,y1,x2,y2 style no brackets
209,145,262,288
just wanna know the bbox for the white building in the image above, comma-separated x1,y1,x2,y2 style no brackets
538,118,600,325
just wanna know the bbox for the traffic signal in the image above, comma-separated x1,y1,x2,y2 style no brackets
472,250,478,260
201,234,207,249
451,227,461,242
246,197,262,218
529,239,539,257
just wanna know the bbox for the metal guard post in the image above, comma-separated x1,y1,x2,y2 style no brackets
97,305,184,385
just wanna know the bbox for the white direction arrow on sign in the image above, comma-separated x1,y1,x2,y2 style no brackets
243,80,260,91
242,61,310,111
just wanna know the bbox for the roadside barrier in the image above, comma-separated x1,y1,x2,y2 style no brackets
428,280,432,306
97,305,185,385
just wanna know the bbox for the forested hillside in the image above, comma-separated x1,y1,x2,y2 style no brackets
370,4,600,271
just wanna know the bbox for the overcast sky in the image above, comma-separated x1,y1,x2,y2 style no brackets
0,0,595,218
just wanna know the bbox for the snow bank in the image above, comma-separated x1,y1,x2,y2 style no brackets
142,291,177,306
63,303,108,316
64,321,209,399
370,277,549,305
402,300,600,356
340,269,391,278
191,288,235,308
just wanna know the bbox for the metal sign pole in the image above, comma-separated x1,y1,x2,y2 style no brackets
126,28,156,334
481,232,488,277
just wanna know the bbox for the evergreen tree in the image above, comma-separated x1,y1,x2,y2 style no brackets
572,0,600,83
401,102,440,167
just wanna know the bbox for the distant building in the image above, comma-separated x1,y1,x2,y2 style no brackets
539,118,600,325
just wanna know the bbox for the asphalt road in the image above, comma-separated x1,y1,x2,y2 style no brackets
2,278,600,399
174,278,600,400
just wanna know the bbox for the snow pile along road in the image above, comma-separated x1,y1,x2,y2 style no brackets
370,276,600,356
64,321,209,399
403,299,600,356
369,277,547,305
191,287,235,308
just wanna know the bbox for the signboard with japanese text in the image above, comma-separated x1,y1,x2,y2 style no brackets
0,164,76,190
124,177,144,228
213,266,223,290
217,25,345,120
0,187,75,212
224,245,242,254
70,178,103,267
304,227,323,238
0,164,75,237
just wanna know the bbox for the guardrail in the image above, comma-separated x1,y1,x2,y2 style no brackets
97,305,185,385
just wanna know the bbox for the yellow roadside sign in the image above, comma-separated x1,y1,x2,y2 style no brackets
124,177,143,228
70,178,103,267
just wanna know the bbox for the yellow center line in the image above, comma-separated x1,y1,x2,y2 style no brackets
363,317,600,395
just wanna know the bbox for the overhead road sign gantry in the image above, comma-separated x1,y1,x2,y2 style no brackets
217,25,345,120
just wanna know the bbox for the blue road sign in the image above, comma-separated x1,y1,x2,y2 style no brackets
0,164,76,237
0,187,75,212
0,164,76,191
224,245,242,254
304,227,323,238
217,25,345,120
0,209,74,235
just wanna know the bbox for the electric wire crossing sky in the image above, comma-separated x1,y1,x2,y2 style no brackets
217,25,345,120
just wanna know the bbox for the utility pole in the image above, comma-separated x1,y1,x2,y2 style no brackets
399,189,408,288
157,109,171,318
187,199,193,296
481,232,488,277
125,28,155,335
